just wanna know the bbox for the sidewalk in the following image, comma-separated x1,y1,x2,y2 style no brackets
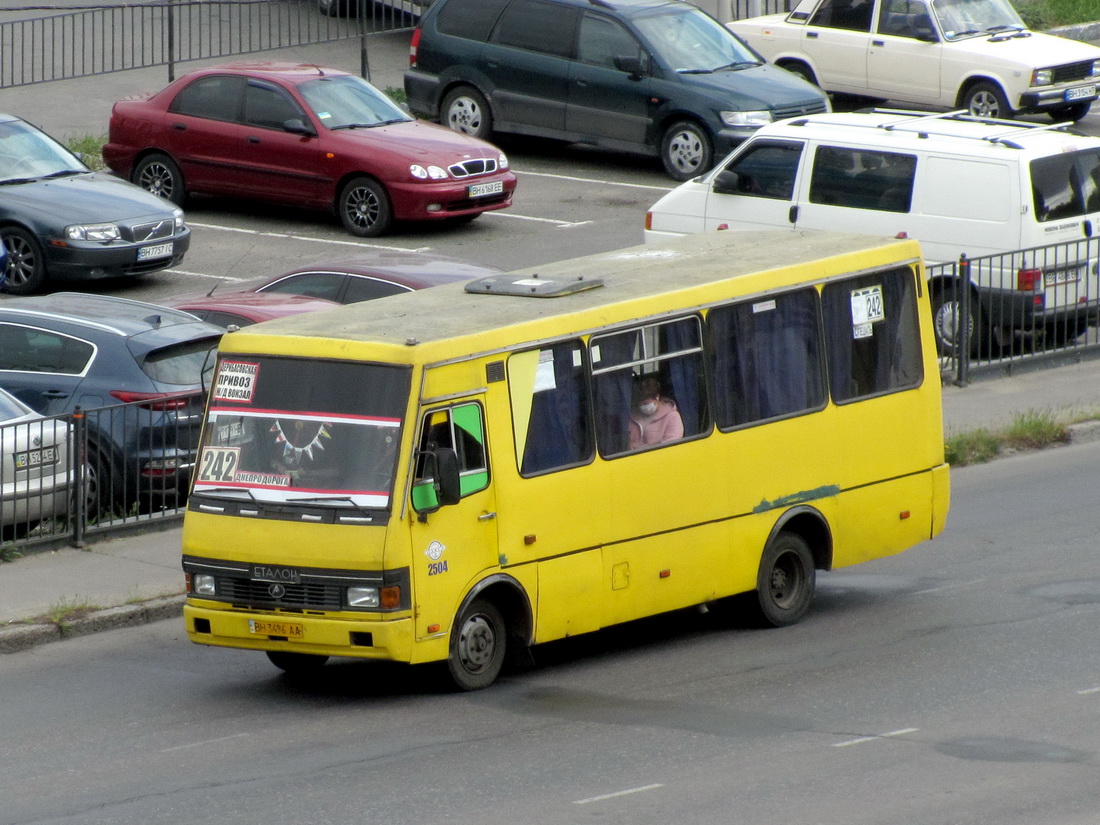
5,356,1100,652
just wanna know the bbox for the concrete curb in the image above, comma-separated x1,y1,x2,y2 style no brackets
0,594,184,654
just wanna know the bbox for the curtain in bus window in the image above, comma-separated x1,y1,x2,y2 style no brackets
709,289,824,427
592,330,638,456
658,318,706,436
822,266,923,403
512,341,593,476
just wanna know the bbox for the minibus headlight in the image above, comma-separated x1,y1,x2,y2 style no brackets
1090,60,1100,78
1031,68,1053,86
65,222,120,241
720,110,773,128
347,586,380,608
192,573,216,596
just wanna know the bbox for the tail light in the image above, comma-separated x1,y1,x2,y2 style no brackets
409,27,421,68
109,390,190,410
644,211,652,231
1017,267,1043,291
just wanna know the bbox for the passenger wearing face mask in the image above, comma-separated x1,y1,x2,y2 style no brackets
628,374,684,450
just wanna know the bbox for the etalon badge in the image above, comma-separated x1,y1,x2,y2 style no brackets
425,540,445,561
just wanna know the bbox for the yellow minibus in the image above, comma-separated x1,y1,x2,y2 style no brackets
182,229,949,689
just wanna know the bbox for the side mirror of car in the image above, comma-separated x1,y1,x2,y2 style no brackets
712,169,741,195
613,55,647,78
283,118,317,137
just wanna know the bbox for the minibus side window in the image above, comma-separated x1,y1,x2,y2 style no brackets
712,140,803,200
709,288,826,429
412,403,489,510
822,266,924,403
509,340,594,476
809,146,916,212
592,316,708,456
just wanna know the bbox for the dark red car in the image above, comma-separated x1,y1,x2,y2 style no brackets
103,62,517,238
161,291,342,329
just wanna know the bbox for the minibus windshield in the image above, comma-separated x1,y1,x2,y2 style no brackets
193,355,410,508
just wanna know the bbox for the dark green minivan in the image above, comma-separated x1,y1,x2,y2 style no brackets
404,0,830,180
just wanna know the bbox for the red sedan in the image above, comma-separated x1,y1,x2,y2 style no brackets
103,62,516,237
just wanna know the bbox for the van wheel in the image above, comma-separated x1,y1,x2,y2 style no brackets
752,532,815,627
779,60,818,86
1044,316,1089,348
338,176,393,237
448,598,506,690
0,226,46,295
962,81,1011,119
1048,102,1092,122
441,86,492,140
931,284,989,358
266,651,330,673
660,120,713,182
132,153,187,206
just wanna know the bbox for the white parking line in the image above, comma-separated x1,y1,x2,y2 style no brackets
159,733,249,753
518,169,674,193
833,727,920,748
1077,686,1100,695
491,211,592,228
186,221,432,253
163,268,249,282
574,783,664,805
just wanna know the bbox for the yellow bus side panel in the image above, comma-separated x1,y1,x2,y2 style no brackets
831,470,939,569
535,551,604,643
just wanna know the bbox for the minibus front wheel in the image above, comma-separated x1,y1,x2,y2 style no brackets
753,532,815,627
448,598,506,691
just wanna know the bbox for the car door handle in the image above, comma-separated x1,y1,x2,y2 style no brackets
872,39,885,46
575,79,589,87
478,511,497,522
789,205,799,224
247,136,261,144
807,31,818,38
1084,219,1094,238
172,123,186,131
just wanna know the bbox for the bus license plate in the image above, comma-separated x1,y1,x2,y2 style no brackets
468,180,503,198
1045,266,1084,287
137,242,174,261
1065,85,1096,102
14,446,57,469
249,619,304,639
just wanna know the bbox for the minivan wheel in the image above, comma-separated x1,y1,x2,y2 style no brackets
338,176,393,237
779,60,818,86
0,226,46,295
962,81,1011,119
932,284,990,358
660,120,713,181
132,153,187,206
441,86,492,140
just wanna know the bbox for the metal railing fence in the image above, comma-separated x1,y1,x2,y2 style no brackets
0,0,418,89
931,237,1100,383
0,391,205,558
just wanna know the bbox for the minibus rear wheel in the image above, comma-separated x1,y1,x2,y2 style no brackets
753,532,815,627
266,651,329,673
448,598,506,690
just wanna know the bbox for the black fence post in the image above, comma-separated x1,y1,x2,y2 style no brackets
956,255,971,387
72,407,86,549
167,0,177,83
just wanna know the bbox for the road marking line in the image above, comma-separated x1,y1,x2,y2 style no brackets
574,784,664,805
187,221,432,252
490,212,592,227
160,733,249,752
1077,686,1100,695
833,727,919,748
163,268,248,282
518,169,674,193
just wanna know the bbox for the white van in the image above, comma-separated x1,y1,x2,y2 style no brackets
645,109,1100,353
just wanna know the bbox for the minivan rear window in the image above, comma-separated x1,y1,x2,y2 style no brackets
490,0,578,58
1031,149,1100,222
437,0,511,40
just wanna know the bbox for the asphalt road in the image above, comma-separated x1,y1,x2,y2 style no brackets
3,440,1100,824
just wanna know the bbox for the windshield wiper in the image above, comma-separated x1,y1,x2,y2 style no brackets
0,177,39,185
678,67,715,74
41,169,86,179
286,495,363,507
194,487,257,500
331,118,406,130
715,60,763,71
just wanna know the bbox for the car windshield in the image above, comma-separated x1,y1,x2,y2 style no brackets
195,356,411,508
634,8,761,73
931,0,1026,40
0,118,88,183
296,74,413,129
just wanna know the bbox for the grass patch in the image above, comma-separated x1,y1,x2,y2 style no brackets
41,597,101,629
1015,0,1098,29
65,133,107,171
946,409,1071,466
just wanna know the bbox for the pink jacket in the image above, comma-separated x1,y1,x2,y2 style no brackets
628,399,684,449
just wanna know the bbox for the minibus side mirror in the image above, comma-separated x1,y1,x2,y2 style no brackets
713,169,741,195
434,447,462,506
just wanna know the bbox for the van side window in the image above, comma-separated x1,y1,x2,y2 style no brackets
809,0,874,32
509,340,594,476
577,13,645,70
713,140,803,200
822,266,923,403
1031,149,1100,222
809,146,915,212
437,0,511,41
491,0,579,58
709,288,826,428
591,316,707,456
412,403,489,509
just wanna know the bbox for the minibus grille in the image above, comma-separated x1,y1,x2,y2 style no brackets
1051,61,1096,84
221,577,344,610
774,100,830,120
